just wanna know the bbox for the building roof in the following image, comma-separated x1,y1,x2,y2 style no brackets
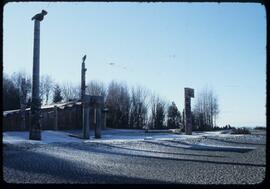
3,100,81,117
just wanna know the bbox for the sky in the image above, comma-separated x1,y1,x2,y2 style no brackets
3,2,266,127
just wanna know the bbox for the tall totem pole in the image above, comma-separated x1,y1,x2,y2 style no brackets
81,55,89,139
29,10,47,140
184,88,194,135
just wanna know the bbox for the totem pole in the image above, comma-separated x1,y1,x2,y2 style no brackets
29,10,47,140
184,88,194,135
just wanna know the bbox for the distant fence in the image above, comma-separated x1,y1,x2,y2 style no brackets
3,101,106,132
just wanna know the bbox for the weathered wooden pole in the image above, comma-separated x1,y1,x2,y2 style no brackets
81,55,89,139
81,55,87,100
29,10,47,140
184,88,194,135
20,78,27,131
90,96,103,138
102,108,109,129
54,105,58,130
83,95,90,139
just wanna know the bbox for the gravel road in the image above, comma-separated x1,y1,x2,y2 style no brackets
3,130,266,184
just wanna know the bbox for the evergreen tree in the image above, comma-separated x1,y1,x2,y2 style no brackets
155,102,165,129
167,102,181,129
53,85,63,103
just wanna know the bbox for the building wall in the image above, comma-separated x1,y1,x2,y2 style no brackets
3,101,107,132
3,104,84,131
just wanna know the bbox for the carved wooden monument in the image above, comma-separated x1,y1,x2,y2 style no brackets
80,55,104,139
81,55,88,139
184,88,194,135
29,10,47,140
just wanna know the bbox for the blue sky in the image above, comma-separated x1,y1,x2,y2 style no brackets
3,2,266,127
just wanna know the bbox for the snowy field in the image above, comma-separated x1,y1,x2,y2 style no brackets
3,129,266,184
3,129,262,143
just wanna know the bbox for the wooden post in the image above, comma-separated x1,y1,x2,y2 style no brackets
95,106,102,138
20,106,26,131
84,102,90,138
83,95,90,139
104,112,106,129
94,108,97,124
54,105,58,130
102,108,108,129
20,78,27,131
91,96,103,139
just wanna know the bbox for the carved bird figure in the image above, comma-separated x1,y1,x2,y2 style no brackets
32,10,48,21
82,55,87,63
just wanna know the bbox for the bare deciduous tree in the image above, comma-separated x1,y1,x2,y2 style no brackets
11,72,32,100
10,72,31,129
41,75,54,104
148,94,167,129
86,80,106,97
61,82,80,102
192,87,219,130
129,86,150,129
105,81,130,128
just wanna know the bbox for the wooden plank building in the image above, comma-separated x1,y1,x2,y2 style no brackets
3,101,107,132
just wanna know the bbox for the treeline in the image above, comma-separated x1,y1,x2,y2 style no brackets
90,81,183,130
192,88,219,131
3,72,219,130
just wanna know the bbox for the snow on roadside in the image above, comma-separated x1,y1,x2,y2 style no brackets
3,131,82,144
3,129,259,147
3,130,205,144
3,130,201,145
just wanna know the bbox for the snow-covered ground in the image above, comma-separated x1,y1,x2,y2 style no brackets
2,129,226,144
3,131,82,144
3,129,260,152
3,129,266,184
2,130,192,144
